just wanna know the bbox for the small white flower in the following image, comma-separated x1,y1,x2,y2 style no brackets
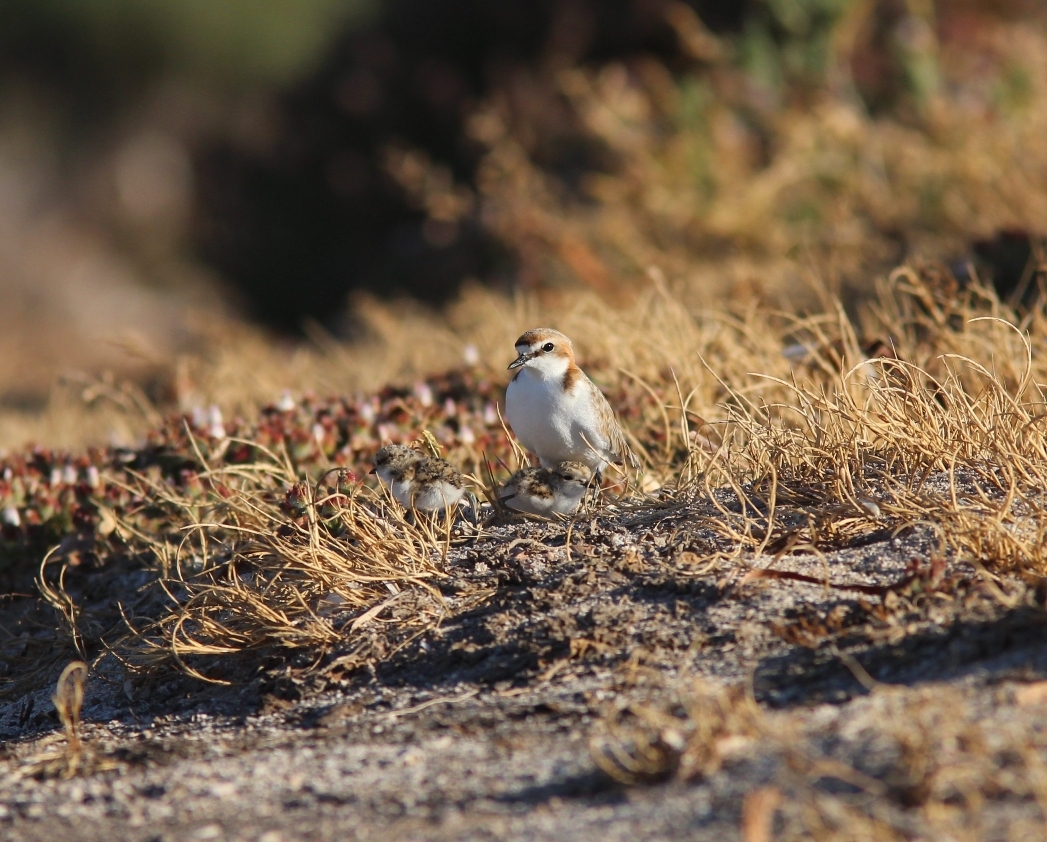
358,397,378,424
277,391,296,412
208,405,226,439
413,382,434,407
463,344,480,366
86,466,100,488
1,506,20,527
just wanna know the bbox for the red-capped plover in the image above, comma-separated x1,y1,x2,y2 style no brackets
505,328,639,475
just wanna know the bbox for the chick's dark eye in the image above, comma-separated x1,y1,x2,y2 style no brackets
542,342,554,352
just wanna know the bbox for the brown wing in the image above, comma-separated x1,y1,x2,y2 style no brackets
586,377,641,469
414,457,464,489
500,467,549,501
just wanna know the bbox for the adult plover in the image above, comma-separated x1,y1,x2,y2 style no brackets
505,328,639,475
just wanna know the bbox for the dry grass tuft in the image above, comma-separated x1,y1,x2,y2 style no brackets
589,679,760,785
700,269,1047,577
108,439,472,683
14,265,1047,688
6,661,119,781
592,678,1047,841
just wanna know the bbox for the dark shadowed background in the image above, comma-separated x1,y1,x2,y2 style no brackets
0,0,1044,442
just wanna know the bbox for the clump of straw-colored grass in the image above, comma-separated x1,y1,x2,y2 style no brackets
33,265,1047,686
110,439,462,683
683,268,1047,576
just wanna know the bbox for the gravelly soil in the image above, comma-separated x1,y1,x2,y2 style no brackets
2,478,1047,841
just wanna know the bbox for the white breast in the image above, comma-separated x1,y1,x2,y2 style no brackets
548,483,587,515
412,481,465,512
506,369,576,467
375,465,414,506
504,491,555,517
506,369,613,472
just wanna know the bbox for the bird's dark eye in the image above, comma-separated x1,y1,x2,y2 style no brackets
542,342,554,352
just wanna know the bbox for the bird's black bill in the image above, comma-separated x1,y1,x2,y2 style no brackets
368,467,377,474
507,352,532,370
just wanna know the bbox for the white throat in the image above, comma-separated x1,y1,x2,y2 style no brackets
374,464,400,486
520,351,571,382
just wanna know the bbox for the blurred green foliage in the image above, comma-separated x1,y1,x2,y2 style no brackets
741,0,855,94
2,0,376,87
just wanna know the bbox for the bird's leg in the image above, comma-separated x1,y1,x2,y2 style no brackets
461,491,482,526
583,471,603,511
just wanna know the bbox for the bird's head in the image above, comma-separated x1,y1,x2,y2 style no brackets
508,328,574,377
553,461,593,489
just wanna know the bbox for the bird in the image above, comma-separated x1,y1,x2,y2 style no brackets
407,456,469,512
371,444,421,507
505,328,640,475
499,461,593,517
370,445,468,513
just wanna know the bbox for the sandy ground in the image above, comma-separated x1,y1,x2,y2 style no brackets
2,481,1047,841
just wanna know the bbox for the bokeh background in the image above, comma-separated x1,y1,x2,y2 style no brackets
0,0,1044,447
